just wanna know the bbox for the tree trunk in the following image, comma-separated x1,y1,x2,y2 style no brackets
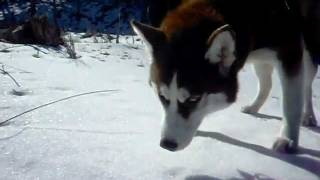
116,2,121,44
30,0,37,17
4,0,16,24
76,0,81,22
52,0,58,26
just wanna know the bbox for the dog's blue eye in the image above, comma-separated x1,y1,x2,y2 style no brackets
178,96,201,118
187,95,201,103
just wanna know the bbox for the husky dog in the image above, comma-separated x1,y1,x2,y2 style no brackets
131,0,319,153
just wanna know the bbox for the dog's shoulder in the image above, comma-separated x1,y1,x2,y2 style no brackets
160,0,225,40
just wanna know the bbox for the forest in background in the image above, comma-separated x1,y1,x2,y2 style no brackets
0,0,149,34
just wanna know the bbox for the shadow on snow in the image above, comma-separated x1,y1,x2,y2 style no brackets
196,130,320,178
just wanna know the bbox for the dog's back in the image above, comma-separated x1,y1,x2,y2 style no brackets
158,0,320,63
300,0,320,64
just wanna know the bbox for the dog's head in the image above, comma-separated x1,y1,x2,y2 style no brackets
131,14,238,151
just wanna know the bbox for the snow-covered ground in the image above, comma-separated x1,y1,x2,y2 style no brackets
0,35,319,180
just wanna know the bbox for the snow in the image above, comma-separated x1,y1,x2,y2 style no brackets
0,35,319,180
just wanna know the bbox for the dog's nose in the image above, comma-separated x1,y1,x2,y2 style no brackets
160,139,178,151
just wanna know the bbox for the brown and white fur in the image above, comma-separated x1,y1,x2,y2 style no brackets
131,0,319,153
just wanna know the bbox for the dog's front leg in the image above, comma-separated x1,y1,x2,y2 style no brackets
272,68,304,153
242,62,273,114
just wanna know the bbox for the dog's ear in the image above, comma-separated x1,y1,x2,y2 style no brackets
131,20,166,51
205,24,236,76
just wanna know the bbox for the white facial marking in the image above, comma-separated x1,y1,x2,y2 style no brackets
159,84,170,100
160,73,232,151
178,88,191,103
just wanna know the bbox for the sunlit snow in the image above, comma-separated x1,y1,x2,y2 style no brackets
0,35,319,180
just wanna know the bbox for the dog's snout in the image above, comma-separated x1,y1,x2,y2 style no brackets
160,139,178,151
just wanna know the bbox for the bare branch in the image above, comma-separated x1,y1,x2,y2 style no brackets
0,65,21,87
0,89,120,126
63,34,78,59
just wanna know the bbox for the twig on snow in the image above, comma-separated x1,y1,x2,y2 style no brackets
0,65,21,87
0,89,120,126
0,62,32,74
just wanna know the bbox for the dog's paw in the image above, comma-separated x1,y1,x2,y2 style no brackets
302,115,317,127
272,137,297,154
241,105,258,114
